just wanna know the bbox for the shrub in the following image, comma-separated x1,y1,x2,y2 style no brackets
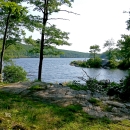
80,61,87,67
119,71,130,100
70,60,84,67
88,98,101,106
109,60,119,69
3,65,27,83
105,71,130,101
70,58,102,68
118,60,130,70
87,58,102,68
66,80,87,91
103,105,113,112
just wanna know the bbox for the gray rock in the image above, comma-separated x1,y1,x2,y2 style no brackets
92,92,103,98
78,90,87,95
105,101,125,108
57,88,67,95
100,96,109,101
86,90,92,95
111,107,120,113
120,108,130,114
93,106,102,112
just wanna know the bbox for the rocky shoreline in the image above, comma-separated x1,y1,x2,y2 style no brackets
0,81,130,121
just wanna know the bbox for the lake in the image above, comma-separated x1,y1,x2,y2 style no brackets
13,58,128,83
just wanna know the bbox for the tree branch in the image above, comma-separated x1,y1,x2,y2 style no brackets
47,22,52,26
82,68,91,79
54,9,80,15
38,6,44,14
48,18,69,21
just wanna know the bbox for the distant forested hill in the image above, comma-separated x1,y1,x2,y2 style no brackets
3,43,89,58
59,49,89,58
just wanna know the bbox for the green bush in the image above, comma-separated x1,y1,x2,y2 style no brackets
87,58,102,68
109,60,119,69
70,58,102,68
3,65,27,83
66,80,87,91
88,98,101,106
118,60,130,70
80,61,87,67
120,71,130,100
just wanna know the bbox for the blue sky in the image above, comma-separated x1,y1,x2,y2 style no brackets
26,0,130,53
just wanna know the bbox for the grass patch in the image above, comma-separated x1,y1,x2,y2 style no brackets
65,81,87,91
0,91,130,130
88,98,102,106
102,105,113,112
29,84,43,90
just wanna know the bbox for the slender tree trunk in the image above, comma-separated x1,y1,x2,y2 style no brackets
38,30,45,81
38,0,48,81
0,12,11,82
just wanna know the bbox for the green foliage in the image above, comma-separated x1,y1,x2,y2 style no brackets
109,59,119,69
117,35,130,67
24,25,71,56
121,71,130,100
88,98,101,106
0,0,37,80
103,38,115,60
70,58,102,68
60,49,89,58
89,45,100,59
86,57,102,68
118,60,130,70
29,85,43,90
3,43,89,58
64,104,82,113
86,78,102,92
0,1,28,45
66,78,109,93
66,80,87,91
3,65,27,83
103,105,113,112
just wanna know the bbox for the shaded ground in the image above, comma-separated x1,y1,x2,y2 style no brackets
0,81,130,121
0,82,130,130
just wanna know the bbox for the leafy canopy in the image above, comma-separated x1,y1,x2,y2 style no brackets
89,45,100,59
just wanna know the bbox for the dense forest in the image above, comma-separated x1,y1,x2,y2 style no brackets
0,40,90,58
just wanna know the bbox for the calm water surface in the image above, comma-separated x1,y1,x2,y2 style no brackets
13,58,128,83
